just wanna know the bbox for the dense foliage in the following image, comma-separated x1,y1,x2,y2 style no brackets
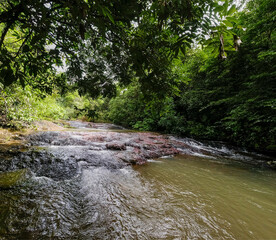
0,83,103,128
0,0,237,96
107,0,276,152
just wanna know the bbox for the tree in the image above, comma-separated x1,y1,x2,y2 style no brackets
0,0,236,96
107,0,276,151
171,0,276,150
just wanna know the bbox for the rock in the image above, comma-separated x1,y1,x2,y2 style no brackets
0,169,28,189
106,143,126,150
143,144,155,150
116,152,146,165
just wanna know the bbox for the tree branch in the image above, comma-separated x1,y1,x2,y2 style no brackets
14,30,33,58
0,2,23,49
0,23,12,50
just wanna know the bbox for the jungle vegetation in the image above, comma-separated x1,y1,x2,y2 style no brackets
0,0,275,152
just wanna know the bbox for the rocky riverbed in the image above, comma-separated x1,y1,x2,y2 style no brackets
0,120,275,187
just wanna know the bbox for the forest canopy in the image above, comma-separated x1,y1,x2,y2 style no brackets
0,0,239,96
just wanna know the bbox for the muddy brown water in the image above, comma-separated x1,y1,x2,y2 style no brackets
0,121,275,239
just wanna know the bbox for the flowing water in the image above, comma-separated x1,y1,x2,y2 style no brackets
0,122,275,239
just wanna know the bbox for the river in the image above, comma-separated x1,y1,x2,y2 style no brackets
0,121,275,239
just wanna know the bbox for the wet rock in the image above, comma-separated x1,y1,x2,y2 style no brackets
125,142,141,149
24,130,182,167
116,152,146,165
106,143,126,151
0,149,79,181
143,144,154,150
28,132,60,145
0,169,28,189
89,144,106,150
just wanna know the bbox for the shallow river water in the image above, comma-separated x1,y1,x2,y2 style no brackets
135,156,276,239
0,122,275,239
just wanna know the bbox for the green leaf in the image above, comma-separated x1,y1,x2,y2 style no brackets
101,7,115,24
223,0,229,14
226,16,238,23
223,20,233,28
227,5,236,16
180,46,186,55
215,5,224,13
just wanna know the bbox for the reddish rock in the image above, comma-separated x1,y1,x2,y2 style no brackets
106,143,126,150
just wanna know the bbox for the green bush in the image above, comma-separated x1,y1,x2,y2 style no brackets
0,85,70,128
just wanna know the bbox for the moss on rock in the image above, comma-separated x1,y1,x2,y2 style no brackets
0,169,28,189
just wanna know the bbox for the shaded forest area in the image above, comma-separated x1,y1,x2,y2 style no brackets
0,0,275,152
